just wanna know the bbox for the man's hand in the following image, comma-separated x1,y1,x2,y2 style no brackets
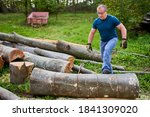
86,43,92,52
120,38,127,49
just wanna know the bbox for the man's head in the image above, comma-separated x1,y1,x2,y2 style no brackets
97,4,107,20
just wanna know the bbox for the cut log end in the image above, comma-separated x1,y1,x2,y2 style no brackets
64,61,73,73
0,56,5,69
9,49,24,62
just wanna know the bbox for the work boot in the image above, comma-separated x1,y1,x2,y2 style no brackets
102,69,111,74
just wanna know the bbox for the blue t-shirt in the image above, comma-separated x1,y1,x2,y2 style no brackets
92,15,120,42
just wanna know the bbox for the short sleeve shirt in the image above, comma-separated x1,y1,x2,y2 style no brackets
92,15,120,42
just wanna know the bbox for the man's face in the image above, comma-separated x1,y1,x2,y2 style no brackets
97,8,107,20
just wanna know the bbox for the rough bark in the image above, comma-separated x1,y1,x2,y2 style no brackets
30,68,139,99
0,44,24,62
34,48,74,64
113,70,150,75
56,40,102,62
73,65,95,74
23,52,73,73
0,55,4,69
1,41,36,54
0,86,20,100
0,32,58,51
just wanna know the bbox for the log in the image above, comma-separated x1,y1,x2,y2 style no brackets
0,86,20,100
0,32,58,51
34,48,74,64
0,55,5,69
56,40,102,62
30,68,139,99
0,44,24,62
23,52,73,73
76,59,125,71
2,41,36,54
73,65,95,74
113,70,150,75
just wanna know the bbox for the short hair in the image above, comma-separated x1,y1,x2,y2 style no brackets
97,4,107,12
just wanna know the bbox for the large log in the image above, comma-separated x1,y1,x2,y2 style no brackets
0,32,57,51
23,52,73,73
30,68,139,99
0,32,102,62
0,44,24,62
34,48,74,64
0,55,5,69
10,62,34,84
56,40,102,62
0,86,20,100
1,41,36,54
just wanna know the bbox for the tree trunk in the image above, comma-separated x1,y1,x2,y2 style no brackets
30,68,139,99
23,52,73,73
34,48,74,64
56,40,102,62
0,86,20,100
73,65,95,74
0,32,58,51
1,41,75,64
0,55,4,69
10,62,34,84
1,41,36,54
0,44,24,62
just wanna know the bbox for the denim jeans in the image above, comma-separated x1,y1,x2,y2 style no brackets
100,37,118,73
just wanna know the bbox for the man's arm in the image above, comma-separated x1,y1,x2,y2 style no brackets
117,23,127,49
116,23,127,39
88,28,97,43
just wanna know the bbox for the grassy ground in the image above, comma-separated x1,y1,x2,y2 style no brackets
0,13,150,99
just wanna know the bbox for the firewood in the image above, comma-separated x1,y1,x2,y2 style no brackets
23,52,73,73
0,55,5,69
0,86,20,100
30,68,139,99
0,44,24,62
56,40,102,62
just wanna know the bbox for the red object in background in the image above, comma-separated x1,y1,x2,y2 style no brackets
27,12,49,25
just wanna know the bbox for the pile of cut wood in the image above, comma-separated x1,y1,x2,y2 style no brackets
0,32,140,99
140,12,150,32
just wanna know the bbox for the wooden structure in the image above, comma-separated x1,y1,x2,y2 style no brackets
27,12,49,26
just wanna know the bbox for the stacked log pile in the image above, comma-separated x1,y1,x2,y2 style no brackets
140,12,150,32
0,32,140,99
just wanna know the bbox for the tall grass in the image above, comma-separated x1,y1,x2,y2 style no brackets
0,13,150,99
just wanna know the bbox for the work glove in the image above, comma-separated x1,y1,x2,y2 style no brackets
86,43,92,52
120,38,127,49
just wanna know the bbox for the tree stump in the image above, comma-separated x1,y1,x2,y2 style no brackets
10,61,34,84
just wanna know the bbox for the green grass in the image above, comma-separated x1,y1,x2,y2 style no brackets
0,13,150,99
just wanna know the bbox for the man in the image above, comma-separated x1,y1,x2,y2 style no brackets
87,4,127,74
